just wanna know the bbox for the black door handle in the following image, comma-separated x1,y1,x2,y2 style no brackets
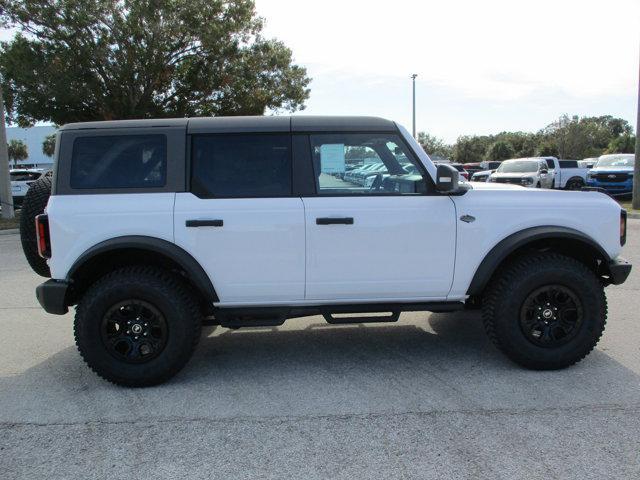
316,217,354,225
186,219,223,227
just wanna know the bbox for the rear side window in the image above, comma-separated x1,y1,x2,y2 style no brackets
191,134,292,198
70,135,166,189
559,160,578,168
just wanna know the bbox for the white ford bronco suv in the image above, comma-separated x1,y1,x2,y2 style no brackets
22,116,631,387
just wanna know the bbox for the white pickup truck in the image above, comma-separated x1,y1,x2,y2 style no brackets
542,157,589,190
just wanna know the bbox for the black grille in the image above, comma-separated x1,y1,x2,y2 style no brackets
495,177,522,184
592,173,629,182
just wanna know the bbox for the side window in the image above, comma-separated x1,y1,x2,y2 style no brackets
310,133,428,195
559,160,578,168
191,134,291,198
70,135,166,189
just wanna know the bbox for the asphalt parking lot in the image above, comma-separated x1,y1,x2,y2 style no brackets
1,221,639,480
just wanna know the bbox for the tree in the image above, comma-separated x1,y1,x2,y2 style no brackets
417,132,453,159
0,0,310,126
42,133,55,157
485,140,515,161
539,114,633,159
452,135,491,163
7,138,27,167
536,141,560,157
606,134,636,154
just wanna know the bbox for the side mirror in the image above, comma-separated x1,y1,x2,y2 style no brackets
435,164,460,193
541,168,548,174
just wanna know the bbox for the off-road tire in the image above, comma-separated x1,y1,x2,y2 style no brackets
19,175,52,277
565,177,585,190
482,252,607,370
74,266,202,387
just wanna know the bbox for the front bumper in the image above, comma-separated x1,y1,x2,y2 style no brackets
36,280,69,315
608,257,632,285
586,180,633,195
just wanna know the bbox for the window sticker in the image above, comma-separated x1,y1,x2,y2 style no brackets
320,144,345,174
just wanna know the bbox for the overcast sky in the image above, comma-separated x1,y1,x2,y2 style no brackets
1,0,638,142
255,0,640,142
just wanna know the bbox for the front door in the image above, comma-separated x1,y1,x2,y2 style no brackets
302,132,457,301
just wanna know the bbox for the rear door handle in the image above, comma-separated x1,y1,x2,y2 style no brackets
186,219,223,227
316,217,354,225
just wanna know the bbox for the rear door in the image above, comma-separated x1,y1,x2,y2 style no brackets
174,132,305,305
299,132,457,301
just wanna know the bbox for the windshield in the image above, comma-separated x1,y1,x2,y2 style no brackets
596,155,634,168
497,160,539,173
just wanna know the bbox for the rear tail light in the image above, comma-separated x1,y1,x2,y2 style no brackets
620,209,627,246
35,214,51,259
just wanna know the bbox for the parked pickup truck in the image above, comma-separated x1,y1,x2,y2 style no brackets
488,158,553,188
542,157,589,190
586,154,635,197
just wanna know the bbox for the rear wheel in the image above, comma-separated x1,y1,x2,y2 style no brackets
482,253,606,370
19,176,52,277
565,178,585,190
74,266,202,387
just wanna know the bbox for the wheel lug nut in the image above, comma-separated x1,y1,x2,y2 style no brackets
144,332,148,336
126,330,130,334
134,336,138,340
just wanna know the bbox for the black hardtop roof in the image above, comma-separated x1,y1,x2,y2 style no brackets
60,116,397,133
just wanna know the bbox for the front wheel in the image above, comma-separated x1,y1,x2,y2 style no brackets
482,253,607,370
74,266,202,387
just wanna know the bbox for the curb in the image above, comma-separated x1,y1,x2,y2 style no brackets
0,228,18,235
628,212,640,220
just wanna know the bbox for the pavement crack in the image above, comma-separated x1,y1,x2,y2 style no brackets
1,402,639,429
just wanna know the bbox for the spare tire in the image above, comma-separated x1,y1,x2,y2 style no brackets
20,175,52,277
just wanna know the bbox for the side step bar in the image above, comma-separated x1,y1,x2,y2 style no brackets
213,301,463,328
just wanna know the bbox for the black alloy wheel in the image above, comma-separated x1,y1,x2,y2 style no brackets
101,300,168,363
519,285,583,347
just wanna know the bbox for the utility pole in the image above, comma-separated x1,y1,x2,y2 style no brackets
0,84,14,219
633,50,640,211
411,74,418,138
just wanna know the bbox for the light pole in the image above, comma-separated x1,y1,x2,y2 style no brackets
633,50,640,211
411,74,418,138
0,84,14,219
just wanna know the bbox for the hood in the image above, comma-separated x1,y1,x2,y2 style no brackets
590,166,634,173
491,172,537,179
470,182,525,191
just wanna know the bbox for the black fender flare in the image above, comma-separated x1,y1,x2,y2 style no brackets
466,226,610,296
67,236,219,302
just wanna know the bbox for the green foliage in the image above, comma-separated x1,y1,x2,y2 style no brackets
42,133,55,157
605,134,636,154
540,114,633,159
449,114,633,162
0,0,310,126
486,140,515,161
536,141,559,157
417,132,453,159
452,135,491,163
7,138,27,166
